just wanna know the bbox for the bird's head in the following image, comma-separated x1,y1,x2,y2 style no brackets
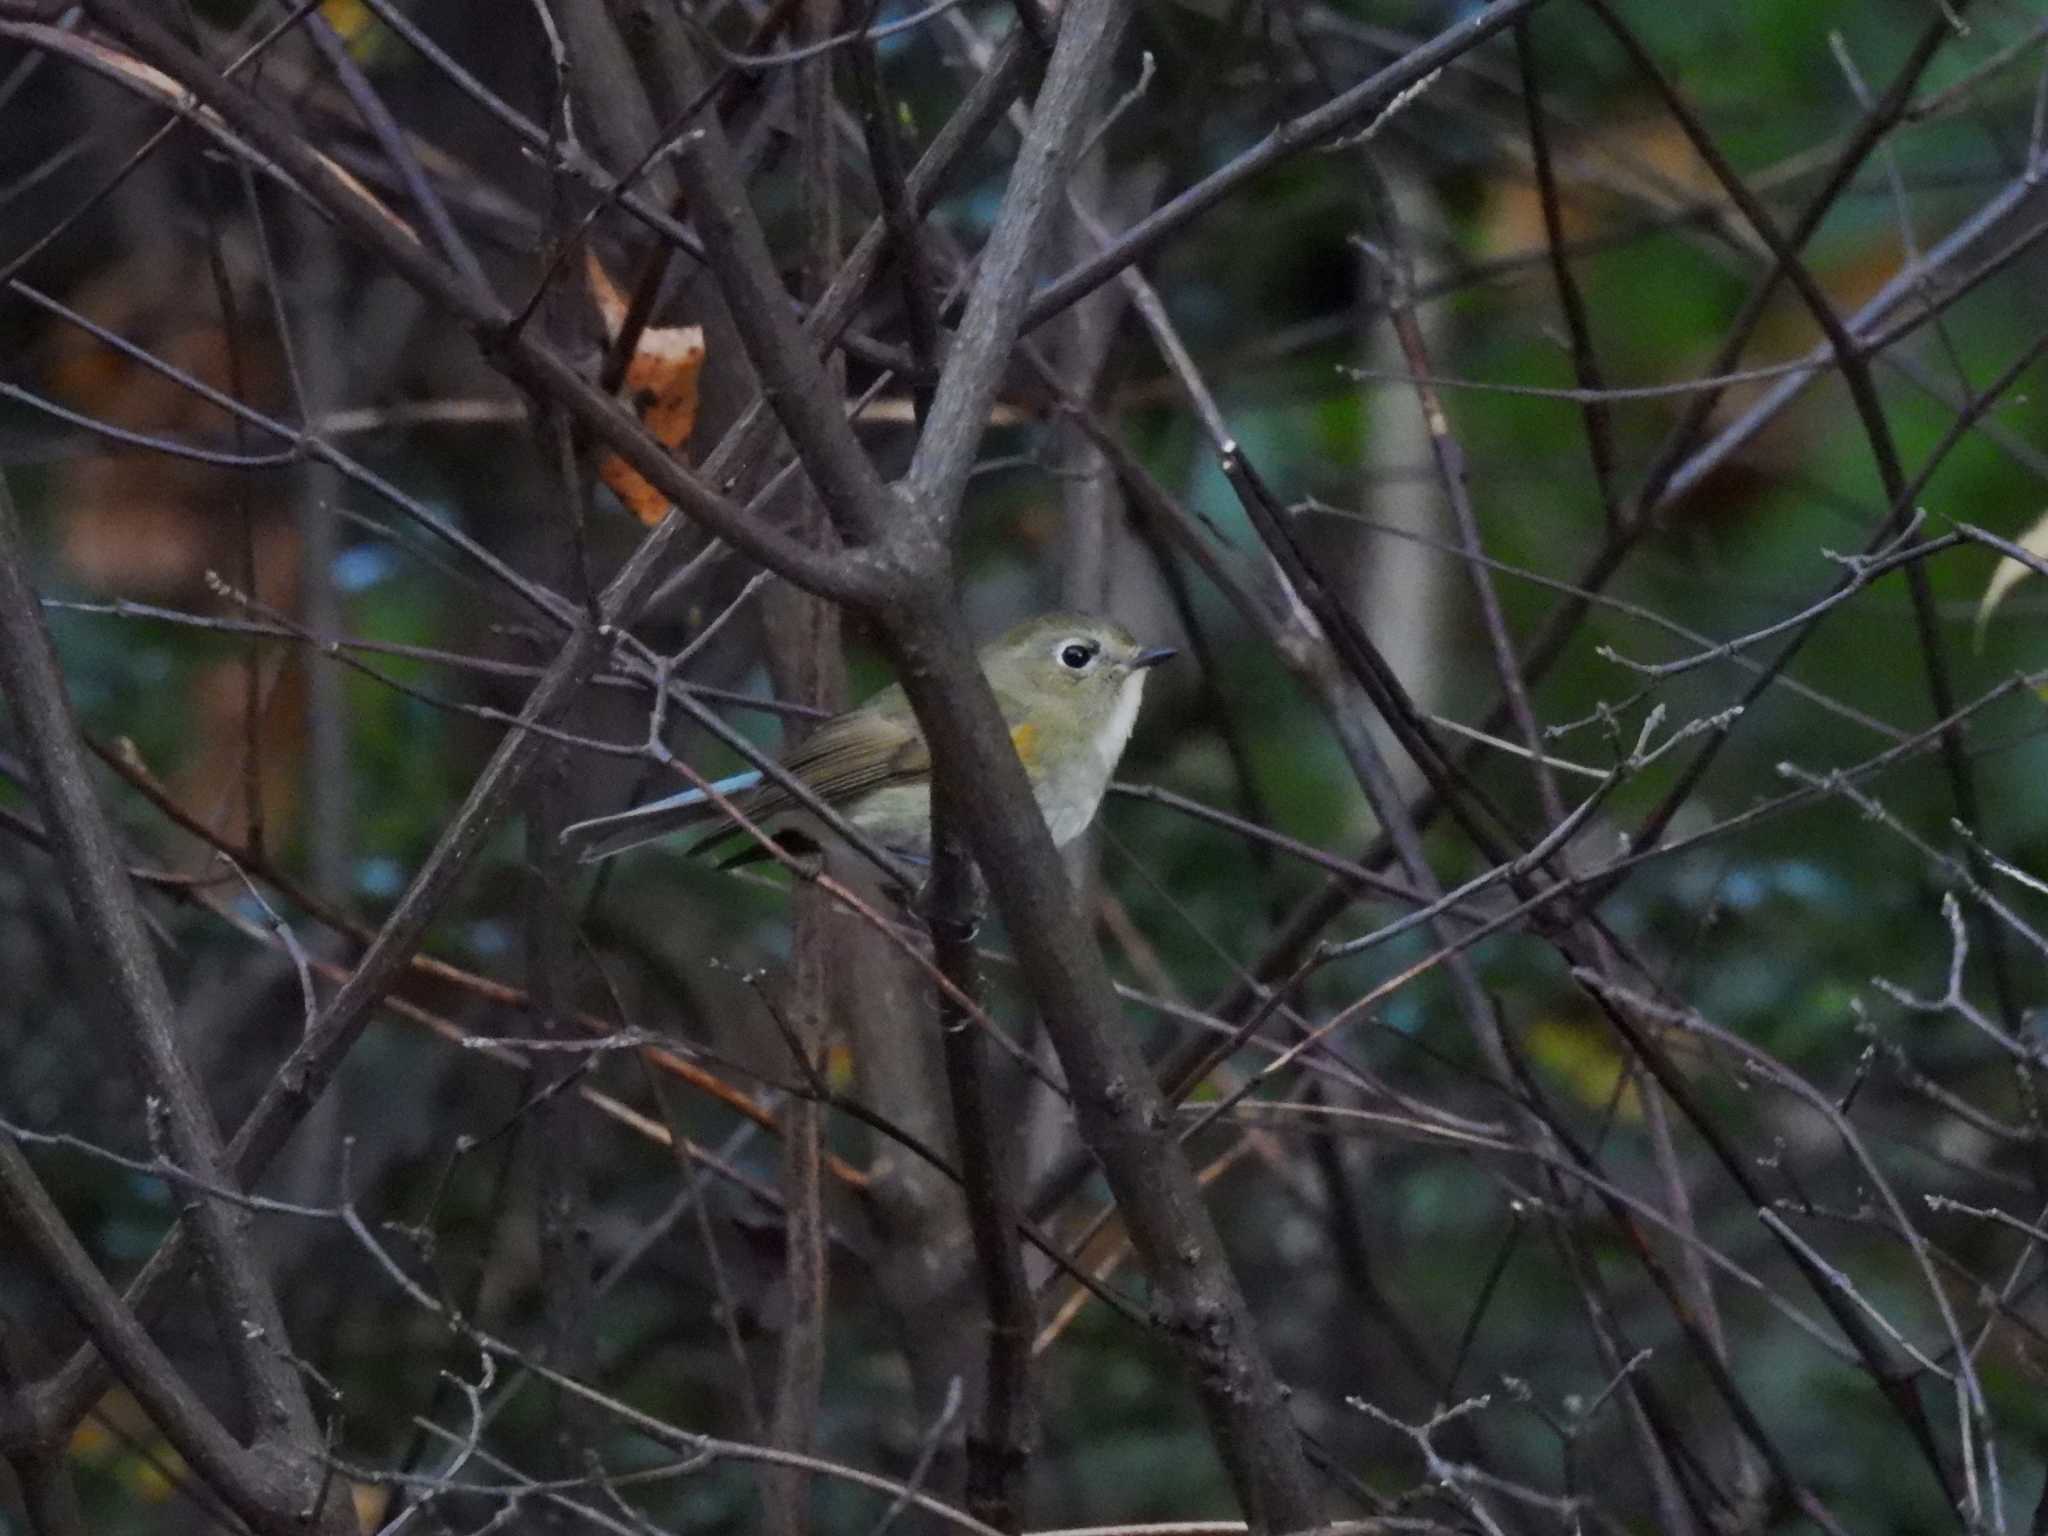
981,612,1177,762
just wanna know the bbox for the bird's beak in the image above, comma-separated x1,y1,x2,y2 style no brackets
1131,646,1178,670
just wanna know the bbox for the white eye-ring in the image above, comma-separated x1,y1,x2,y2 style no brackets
1055,638,1099,672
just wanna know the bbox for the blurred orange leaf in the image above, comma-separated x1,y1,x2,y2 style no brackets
587,249,705,525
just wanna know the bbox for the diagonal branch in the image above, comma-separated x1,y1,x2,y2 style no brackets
650,19,901,555
0,468,343,1528
1579,0,2020,1043
18,448,780,1443
0,1137,303,1534
1018,0,1548,333
68,0,890,604
899,0,1131,529
834,0,1326,1519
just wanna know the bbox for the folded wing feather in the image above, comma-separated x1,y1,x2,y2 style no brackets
558,700,931,865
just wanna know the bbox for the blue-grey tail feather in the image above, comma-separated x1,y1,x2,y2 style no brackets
560,770,765,863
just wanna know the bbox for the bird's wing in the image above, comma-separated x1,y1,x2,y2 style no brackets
748,697,931,820
562,689,964,865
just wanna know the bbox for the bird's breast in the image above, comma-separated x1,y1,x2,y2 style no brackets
1033,674,1145,848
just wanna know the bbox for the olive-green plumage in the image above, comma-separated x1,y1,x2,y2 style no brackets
561,612,1175,864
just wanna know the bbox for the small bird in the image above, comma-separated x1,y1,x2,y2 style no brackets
561,612,1177,866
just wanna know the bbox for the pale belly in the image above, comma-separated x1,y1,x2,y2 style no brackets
838,674,1143,857
1036,754,1115,847
839,772,1099,857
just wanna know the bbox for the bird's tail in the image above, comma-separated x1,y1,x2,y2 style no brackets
559,770,765,863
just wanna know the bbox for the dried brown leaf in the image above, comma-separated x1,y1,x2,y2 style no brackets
587,249,705,525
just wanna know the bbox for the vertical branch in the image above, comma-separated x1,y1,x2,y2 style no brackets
928,789,1035,1530
890,600,1326,1532
759,700,836,1536
853,4,1325,1514
841,21,996,1500
757,10,844,1531
527,20,600,1472
524,755,598,1477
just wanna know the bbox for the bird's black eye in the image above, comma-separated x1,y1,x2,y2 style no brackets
1058,640,1097,671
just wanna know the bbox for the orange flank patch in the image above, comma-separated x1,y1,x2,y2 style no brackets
1010,721,1040,766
